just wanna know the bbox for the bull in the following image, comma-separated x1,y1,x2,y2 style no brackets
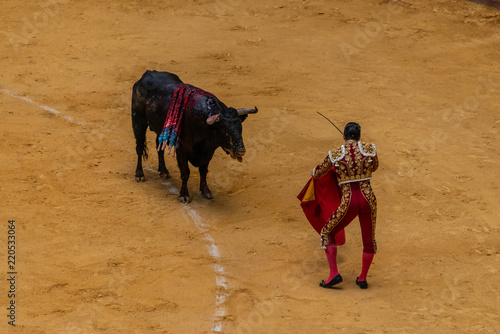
131,70,258,202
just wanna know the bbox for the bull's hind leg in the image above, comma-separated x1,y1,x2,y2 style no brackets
199,164,214,199
176,150,191,203
155,137,171,179
132,105,148,182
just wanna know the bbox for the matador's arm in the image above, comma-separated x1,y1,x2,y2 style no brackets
312,155,332,179
372,154,379,172
360,142,378,173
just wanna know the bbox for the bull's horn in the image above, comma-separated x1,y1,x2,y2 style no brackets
237,107,258,115
206,114,221,125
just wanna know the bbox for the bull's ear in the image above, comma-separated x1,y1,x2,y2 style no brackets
206,114,220,125
239,114,248,123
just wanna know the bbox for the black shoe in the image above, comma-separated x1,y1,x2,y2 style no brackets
356,277,368,289
319,274,343,288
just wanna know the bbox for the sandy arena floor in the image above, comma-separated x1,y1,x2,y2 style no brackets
1,0,499,333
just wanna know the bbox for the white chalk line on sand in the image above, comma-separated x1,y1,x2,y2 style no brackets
0,87,81,124
145,166,229,331
1,87,228,332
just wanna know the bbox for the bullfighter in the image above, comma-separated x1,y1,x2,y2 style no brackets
312,122,379,289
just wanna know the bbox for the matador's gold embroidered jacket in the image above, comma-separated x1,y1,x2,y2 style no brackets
313,140,378,182
312,140,379,249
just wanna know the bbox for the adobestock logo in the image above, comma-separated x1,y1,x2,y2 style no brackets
339,1,404,64
0,0,70,53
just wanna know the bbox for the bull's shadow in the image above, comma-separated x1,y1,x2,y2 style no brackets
132,70,258,203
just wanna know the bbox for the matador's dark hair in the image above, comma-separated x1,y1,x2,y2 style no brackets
344,122,361,141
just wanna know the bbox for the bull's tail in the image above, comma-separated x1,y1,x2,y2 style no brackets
133,124,149,161
132,123,149,161
142,142,149,160
132,98,149,161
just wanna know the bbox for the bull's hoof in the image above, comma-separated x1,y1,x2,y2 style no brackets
201,191,214,200
135,175,146,182
159,172,171,180
179,195,191,203
200,185,213,200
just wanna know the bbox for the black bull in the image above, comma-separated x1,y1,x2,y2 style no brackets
131,70,258,202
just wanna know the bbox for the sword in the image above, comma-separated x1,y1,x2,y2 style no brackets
316,112,344,136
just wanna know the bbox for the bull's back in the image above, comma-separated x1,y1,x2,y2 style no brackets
140,70,183,88
132,70,183,106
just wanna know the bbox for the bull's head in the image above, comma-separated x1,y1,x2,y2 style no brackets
206,106,258,162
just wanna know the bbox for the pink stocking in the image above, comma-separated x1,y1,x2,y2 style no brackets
359,252,374,281
325,245,339,282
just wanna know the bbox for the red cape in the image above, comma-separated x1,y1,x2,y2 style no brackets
297,168,345,245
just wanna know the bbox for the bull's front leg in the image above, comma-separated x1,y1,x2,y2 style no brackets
199,164,214,199
176,150,191,203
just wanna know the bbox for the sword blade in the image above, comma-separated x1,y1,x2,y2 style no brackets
316,112,344,136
